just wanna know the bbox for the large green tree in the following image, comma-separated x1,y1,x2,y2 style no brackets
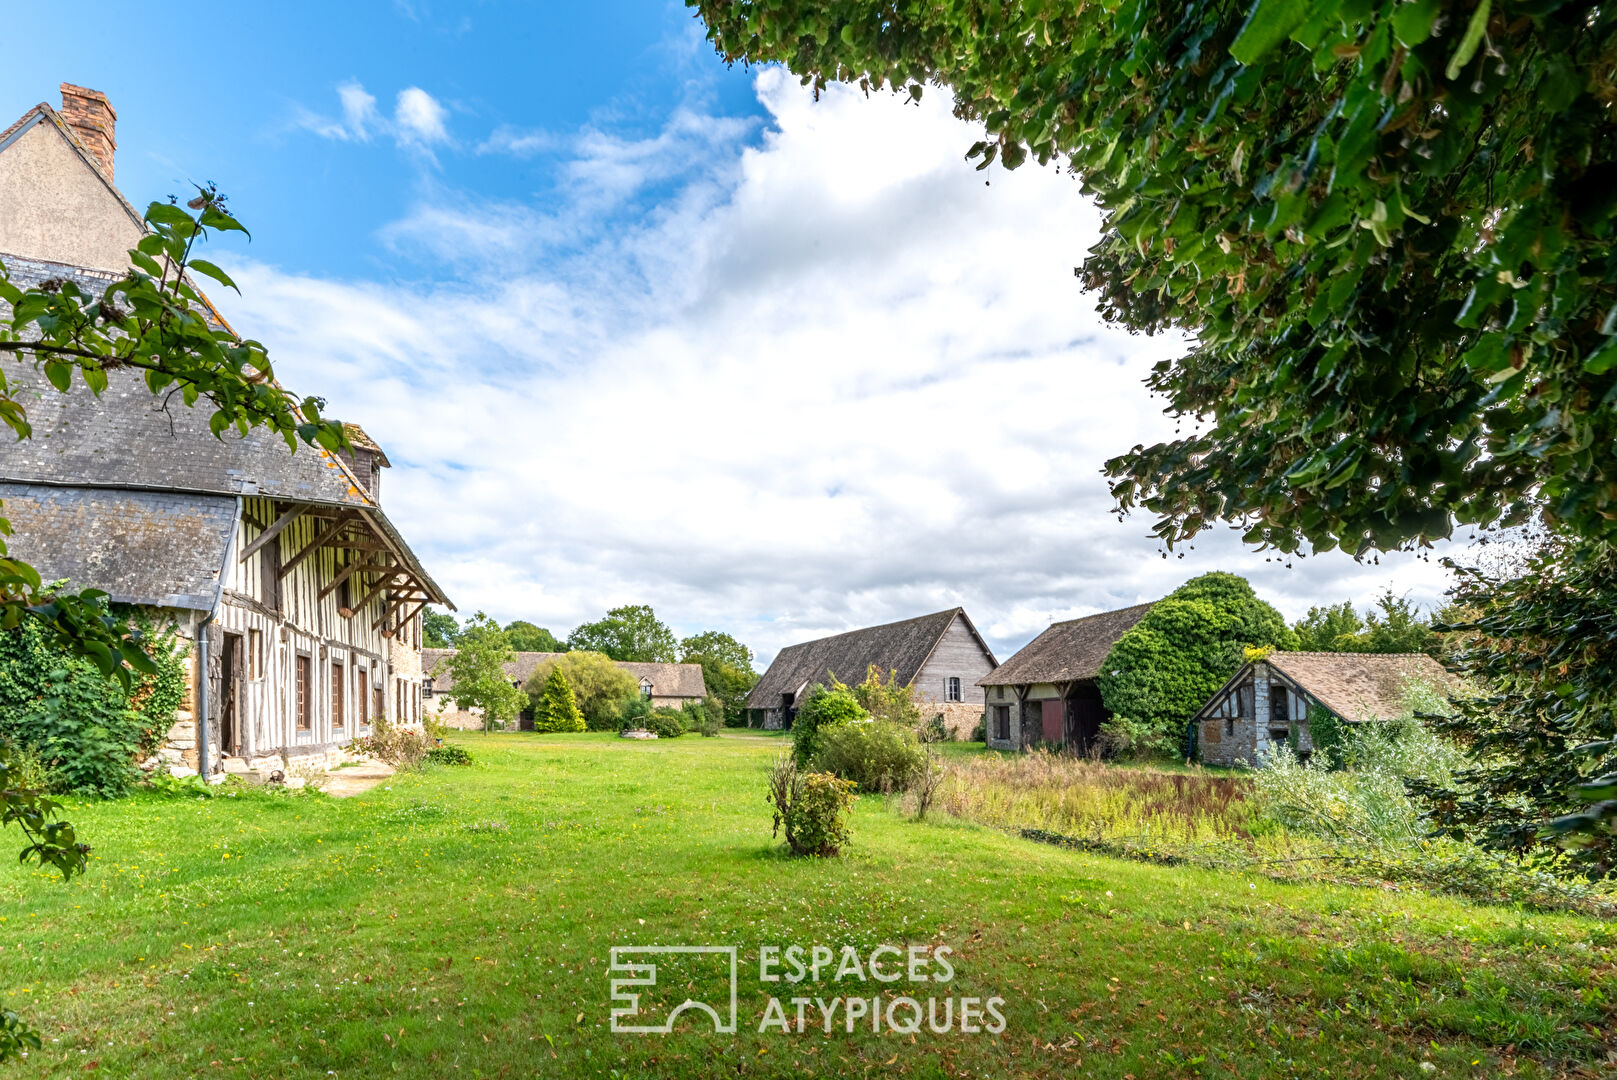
441,612,526,734
423,609,461,649
689,1,1617,555
526,651,639,731
567,605,677,662
679,630,759,725
504,620,564,653
530,666,586,733
1098,572,1295,747
1409,535,1617,874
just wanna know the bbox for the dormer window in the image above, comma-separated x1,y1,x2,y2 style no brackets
640,678,653,700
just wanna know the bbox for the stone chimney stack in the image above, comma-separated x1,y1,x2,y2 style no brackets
58,83,116,182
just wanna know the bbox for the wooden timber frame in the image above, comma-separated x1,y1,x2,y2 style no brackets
240,499,438,637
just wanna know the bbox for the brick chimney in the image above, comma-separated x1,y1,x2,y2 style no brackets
58,83,116,182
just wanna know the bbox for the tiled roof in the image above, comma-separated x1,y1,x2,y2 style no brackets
747,608,980,709
1266,651,1452,724
979,603,1155,686
0,256,450,606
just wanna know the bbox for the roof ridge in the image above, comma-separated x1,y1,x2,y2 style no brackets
1047,600,1156,627
778,607,960,651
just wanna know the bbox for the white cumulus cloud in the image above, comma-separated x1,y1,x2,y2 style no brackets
295,81,450,152
236,69,1461,664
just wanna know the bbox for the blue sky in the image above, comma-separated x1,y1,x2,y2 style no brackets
3,1,760,280
1,2,1464,664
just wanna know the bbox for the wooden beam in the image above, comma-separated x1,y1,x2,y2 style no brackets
352,569,407,614
316,558,374,602
373,590,422,631
278,513,355,579
397,599,429,630
237,504,303,562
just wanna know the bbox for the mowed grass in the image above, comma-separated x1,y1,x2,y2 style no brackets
0,732,1611,1079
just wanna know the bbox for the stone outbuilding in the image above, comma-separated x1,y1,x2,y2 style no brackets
1193,651,1451,766
0,83,452,779
979,603,1153,753
746,608,997,737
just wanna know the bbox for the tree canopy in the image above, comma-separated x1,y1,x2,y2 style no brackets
441,612,526,734
689,1,1617,555
504,620,564,653
526,651,639,731
1292,592,1443,656
679,630,759,725
1098,572,1295,744
567,605,677,663
423,610,460,649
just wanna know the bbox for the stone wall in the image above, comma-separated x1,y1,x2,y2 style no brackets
925,701,985,741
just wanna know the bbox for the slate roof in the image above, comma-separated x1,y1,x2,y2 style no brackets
0,257,450,606
1264,651,1452,724
979,603,1155,687
747,608,989,710
424,650,708,699
0,482,235,610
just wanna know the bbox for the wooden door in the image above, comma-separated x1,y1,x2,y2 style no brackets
221,632,244,757
1041,700,1063,743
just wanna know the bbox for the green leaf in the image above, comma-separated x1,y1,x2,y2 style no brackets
143,202,194,227
1445,0,1491,82
1391,0,1440,46
1583,336,1617,375
1230,0,1310,65
187,259,239,293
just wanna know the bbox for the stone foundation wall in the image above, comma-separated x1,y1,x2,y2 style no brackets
923,701,985,741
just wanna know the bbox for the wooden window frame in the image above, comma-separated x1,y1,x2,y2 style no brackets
295,653,312,732
331,660,346,732
946,676,962,703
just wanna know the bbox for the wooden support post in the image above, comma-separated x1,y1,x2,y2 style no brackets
278,513,356,579
237,504,303,562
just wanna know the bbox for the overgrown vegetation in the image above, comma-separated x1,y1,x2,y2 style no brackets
0,616,187,797
788,684,866,765
1097,572,1294,751
810,720,925,793
438,612,524,734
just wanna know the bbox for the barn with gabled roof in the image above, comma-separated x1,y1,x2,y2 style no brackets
747,608,997,736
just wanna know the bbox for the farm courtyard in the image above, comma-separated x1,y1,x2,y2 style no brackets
1,733,1612,1080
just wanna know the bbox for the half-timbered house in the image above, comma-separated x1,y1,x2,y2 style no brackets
1192,651,1450,766
0,83,452,779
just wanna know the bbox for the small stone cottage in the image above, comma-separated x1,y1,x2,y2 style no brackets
746,608,997,737
1193,651,1450,766
979,603,1153,753
0,83,452,779
422,650,709,729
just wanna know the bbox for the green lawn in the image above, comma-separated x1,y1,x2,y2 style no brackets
1,733,1612,1078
